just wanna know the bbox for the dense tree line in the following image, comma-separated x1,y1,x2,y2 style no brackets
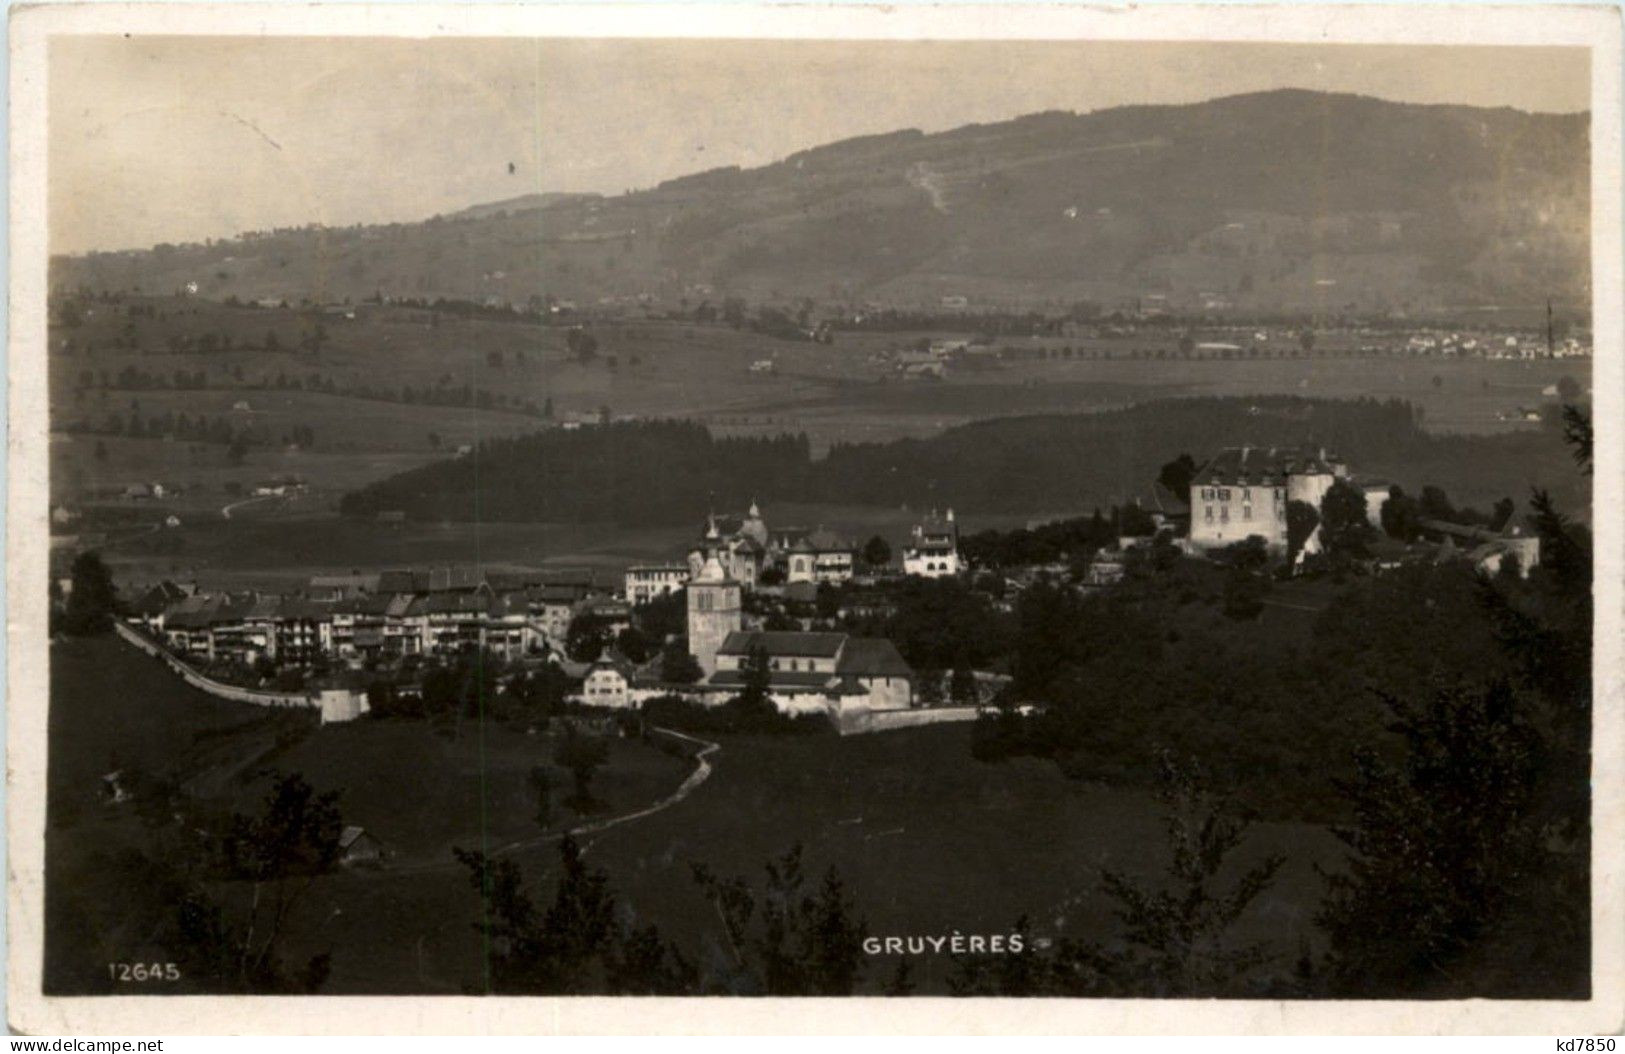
340,421,812,524
340,397,1580,527
62,407,312,451
77,364,542,419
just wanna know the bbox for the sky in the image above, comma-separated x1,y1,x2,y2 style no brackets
49,36,1591,255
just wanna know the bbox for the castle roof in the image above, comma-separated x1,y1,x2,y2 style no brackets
1195,446,1342,487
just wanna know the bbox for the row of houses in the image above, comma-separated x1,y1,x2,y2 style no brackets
657,502,961,596
128,568,627,667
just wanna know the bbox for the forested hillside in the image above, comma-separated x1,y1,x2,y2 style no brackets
338,396,1586,525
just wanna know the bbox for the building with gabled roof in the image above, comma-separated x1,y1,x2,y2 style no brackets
712,630,914,710
785,527,857,585
903,509,960,578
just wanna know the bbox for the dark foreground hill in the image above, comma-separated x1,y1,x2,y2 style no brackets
55,90,1588,315
338,396,1587,527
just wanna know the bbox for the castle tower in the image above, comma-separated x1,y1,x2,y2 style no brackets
687,555,741,677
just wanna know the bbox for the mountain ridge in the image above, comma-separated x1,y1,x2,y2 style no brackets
53,89,1590,315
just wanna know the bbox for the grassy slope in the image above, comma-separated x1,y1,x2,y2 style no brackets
46,635,1342,995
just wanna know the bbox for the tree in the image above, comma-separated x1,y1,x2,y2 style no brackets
862,534,892,570
62,550,119,635
209,773,345,992
731,644,774,719
659,640,704,685
1381,486,1423,542
634,588,688,642
1157,453,1198,498
1555,375,1582,402
1318,479,1372,557
691,844,867,994
616,625,652,664
1285,500,1320,566
1221,567,1268,621
1561,404,1592,475
1419,485,1455,522
566,328,598,364
1316,682,1542,994
1095,755,1284,994
509,663,572,723
553,728,610,810
565,615,608,663
455,835,693,994
953,754,1284,996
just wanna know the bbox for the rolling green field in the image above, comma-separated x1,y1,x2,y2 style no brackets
50,296,1590,594
46,633,1342,995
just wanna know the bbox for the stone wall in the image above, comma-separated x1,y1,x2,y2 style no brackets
834,705,980,736
115,621,318,712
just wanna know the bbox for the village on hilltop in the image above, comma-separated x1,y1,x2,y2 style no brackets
101,443,1542,732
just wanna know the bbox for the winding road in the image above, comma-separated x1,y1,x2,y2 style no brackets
220,494,280,520
386,728,721,876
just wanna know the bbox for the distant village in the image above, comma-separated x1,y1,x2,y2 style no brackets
104,444,1542,732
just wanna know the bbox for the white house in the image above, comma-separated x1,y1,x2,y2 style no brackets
579,653,638,708
625,564,689,605
902,509,960,578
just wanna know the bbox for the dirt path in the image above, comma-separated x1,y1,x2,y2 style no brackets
384,728,720,876
221,494,279,520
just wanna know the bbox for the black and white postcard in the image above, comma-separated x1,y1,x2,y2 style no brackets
7,2,1622,1036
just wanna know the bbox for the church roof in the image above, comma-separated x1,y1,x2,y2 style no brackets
835,637,914,679
718,630,847,658
693,555,735,584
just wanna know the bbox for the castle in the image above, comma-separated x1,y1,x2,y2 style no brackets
686,502,858,589
1188,446,1389,554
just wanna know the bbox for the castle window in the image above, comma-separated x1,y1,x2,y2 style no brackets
1243,504,1252,521
1204,505,1214,523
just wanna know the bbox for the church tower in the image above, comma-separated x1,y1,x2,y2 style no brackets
687,555,742,677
